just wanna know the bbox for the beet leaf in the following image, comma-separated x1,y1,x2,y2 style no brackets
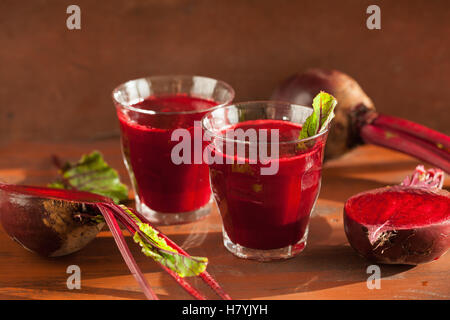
299,91,337,139
120,205,208,277
101,204,208,278
49,151,129,204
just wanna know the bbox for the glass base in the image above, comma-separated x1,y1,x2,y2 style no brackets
222,226,308,261
135,197,212,225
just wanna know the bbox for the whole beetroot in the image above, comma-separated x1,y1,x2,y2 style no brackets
344,166,449,265
272,69,450,173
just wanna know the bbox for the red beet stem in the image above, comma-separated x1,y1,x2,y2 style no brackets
123,205,232,300
97,204,159,300
103,203,207,300
360,113,450,173
117,218,207,300
374,114,450,150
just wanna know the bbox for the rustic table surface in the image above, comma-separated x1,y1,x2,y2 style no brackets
0,140,448,300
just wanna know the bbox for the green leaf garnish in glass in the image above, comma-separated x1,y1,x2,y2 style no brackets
299,91,337,139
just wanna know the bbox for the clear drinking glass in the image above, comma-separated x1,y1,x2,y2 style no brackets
112,75,234,225
202,101,329,261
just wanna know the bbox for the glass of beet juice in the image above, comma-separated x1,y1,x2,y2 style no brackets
112,76,234,225
202,101,329,261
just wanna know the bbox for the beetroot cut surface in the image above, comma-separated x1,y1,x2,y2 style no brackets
344,166,450,265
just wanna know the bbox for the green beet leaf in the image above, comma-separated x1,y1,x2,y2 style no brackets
122,205,208,277
134,233,208,277
49,151,129,204
299,91,337,139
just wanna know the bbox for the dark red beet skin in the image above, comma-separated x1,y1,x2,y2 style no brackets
0,184,109,257
344,167,450,265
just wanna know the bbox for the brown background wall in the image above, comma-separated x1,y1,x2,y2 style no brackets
0,0,449,145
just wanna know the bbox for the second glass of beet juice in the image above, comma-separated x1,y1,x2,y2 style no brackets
112,76,234,225
202,101,329,260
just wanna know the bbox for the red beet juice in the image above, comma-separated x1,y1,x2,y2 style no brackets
209,119,325,250
117,95,218,214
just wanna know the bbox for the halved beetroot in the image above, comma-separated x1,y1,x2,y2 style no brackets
0,184,110,257
344,166,449,265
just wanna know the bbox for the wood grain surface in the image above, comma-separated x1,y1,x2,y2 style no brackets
0,140,448,300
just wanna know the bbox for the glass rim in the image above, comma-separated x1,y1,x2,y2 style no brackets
201,100,330,145
112,75,235,115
